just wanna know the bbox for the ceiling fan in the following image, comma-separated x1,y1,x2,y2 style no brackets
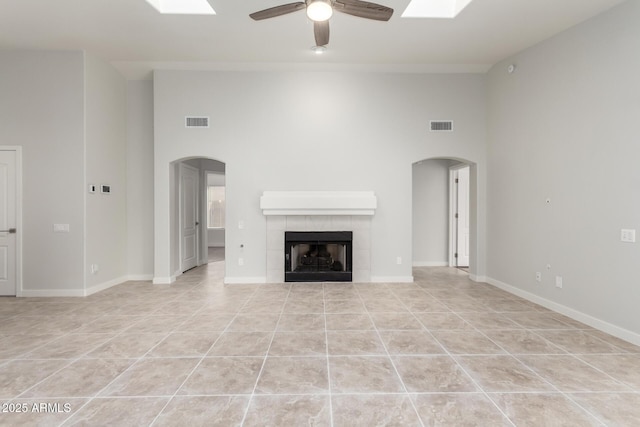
249,0,394,47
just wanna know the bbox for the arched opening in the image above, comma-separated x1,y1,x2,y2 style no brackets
168,157,226,280
412,157,480,280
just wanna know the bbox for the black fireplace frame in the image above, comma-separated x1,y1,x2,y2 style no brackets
284,231,353,282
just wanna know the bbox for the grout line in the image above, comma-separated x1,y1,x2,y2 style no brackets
322,283,335,427
517,359,607,425
573,353,637,390
7,310,183,420
237,283,292,427
146,282,260,427
458,314,628,426
6,390,640,402
446,310,611,424
58,279,223,426
398,293,517,427
355,285,426,427
3,265,640,426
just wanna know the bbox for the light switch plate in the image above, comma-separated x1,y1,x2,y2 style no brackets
53,224,70,233
621,229,636,243
555,276,563,288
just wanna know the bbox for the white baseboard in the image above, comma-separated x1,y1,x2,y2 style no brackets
371,276,414,283
223,276,266,285
18,276,131,298
127,274,153,281
19,274,130,298
412,261,448,267
485,276,640,347
19,288,86,297
153,276,176,285
85,275,129,296
469,274,487,283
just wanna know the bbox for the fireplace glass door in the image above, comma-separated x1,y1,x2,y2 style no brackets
284,231,352,282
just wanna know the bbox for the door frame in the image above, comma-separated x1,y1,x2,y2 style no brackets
0,147,23,296
202,170,226,265
448,163,470,267
179,162,200,273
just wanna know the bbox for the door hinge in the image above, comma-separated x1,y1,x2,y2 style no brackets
455,213,459,219
454,253,458,258
455,178,459,184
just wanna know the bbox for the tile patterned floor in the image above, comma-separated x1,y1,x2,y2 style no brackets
1,265,639,426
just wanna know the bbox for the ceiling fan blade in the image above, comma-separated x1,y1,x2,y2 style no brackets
314,20,330,46
250,2,306,21
334,0,394,21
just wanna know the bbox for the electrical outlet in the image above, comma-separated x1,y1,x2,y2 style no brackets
555,276,563,288
396,257,402,265
91,264,99,274
238,258,244,266
535,272,542,282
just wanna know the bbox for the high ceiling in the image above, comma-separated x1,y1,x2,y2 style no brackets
0,0,626,79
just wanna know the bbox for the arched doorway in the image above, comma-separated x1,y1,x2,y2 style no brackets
169,157,226,278
412,157,480,279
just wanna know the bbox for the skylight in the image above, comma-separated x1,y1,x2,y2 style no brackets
145,0,216,15
402,0,474,18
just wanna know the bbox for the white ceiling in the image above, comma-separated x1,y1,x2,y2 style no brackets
0,0,626,79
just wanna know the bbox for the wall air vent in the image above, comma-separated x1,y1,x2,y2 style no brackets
185,116,209,128
430,121,453,132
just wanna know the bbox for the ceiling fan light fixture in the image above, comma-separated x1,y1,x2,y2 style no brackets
306,0,333,22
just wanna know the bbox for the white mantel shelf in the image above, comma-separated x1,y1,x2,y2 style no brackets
260,191,377,216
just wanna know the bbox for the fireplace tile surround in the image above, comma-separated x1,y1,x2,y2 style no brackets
266,215,372,283
262,191,376,284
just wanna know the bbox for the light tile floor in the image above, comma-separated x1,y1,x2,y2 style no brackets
1,265,640,426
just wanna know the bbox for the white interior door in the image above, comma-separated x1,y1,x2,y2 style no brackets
0,151,17,296
180,164,199,272
455,166,470,267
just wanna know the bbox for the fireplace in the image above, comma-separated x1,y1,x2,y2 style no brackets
261,191,376,283
284,231,353,282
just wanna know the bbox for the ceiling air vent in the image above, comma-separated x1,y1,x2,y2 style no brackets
430,120,453,132
185,116,209,128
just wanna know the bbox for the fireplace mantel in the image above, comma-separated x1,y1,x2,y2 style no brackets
260,191,377,216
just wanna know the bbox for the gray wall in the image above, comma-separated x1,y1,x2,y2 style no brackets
0,50,86,293
486,0,640,336
85,54,128,289
153,70,487,283
412,159,450,266
126,80,155,278
0,50,128,294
